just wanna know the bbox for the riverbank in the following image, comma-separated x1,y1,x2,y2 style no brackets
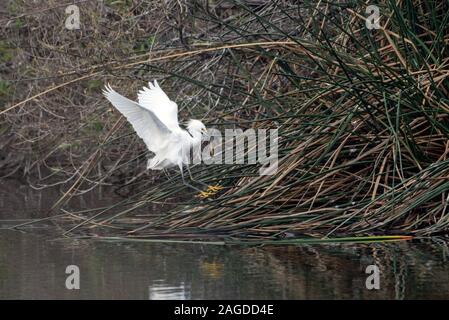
1,1,449,239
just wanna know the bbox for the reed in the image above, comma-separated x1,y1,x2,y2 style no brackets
3,1,449,240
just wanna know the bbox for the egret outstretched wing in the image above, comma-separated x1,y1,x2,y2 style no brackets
137,80,179,131
103,84,172,153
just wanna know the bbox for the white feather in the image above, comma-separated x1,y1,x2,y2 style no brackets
137,80,179,132
102,82,207,172
103,84,171,153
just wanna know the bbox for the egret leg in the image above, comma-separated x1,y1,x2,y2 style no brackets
186,165,208,187
186,165,224,195
180,166,203,193
162,169,171,180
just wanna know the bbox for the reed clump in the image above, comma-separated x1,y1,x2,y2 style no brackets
2,1,449,239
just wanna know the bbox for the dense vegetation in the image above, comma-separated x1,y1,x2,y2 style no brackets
2,0,449,240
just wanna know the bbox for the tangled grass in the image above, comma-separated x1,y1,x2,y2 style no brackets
2,0,449,240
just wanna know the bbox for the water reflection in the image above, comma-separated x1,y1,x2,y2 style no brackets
149,282,191,300
0,230,449,299
0,180,449,299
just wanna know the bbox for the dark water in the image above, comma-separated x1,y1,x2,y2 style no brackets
1,180,449,299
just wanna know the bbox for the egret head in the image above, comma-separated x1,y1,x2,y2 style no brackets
187,119,207,136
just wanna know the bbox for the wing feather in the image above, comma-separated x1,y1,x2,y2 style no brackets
103,84,172,153
137,80,179,131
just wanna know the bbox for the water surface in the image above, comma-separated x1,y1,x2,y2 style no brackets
1,180,448,299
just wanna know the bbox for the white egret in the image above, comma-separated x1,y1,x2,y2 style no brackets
103,80,222,197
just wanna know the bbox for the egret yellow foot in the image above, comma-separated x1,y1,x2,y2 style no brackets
197,190,213,198
196,185,224,199
207,185,224,192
